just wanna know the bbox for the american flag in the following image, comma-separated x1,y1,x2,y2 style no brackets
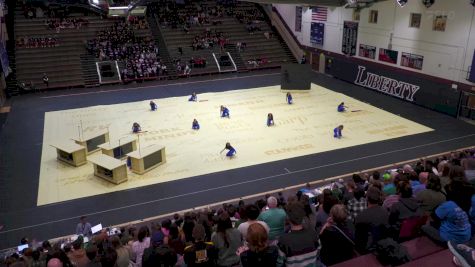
312,6,328,22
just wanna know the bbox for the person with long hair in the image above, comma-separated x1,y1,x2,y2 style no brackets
211,212,243,267
131,226,150,267
240,223,278,266
416,174,446,213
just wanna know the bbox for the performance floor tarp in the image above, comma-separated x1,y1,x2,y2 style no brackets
38,83,432,205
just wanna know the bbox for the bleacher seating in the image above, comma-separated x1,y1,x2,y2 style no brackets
14,6,116,90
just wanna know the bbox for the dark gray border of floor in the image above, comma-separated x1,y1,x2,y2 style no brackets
1,71,475,249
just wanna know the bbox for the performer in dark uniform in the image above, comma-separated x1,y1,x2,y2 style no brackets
334,125,344,138
221,142,236,157
220,105,230,118
192,119,200,130
150,100,157,111
189,92,197,102
132,122,141,133
267,113,274,126
337,102,347,112
286,92,293,104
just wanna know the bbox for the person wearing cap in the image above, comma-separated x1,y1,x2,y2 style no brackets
276,202,321,267
354,187,389,254
257,197,286,243
184,224,218,266
142,231,177,267
319,204,355,266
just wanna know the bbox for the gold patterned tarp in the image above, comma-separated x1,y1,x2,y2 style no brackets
37,84,433,205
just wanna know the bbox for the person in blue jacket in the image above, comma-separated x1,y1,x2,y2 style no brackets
132,122,141,133
286,92,293,104
338,102,347,112
192,119,200,130
221,105,230,118
334,125,344,138
150,100,157,111
267,113,274,126
189,92,197,102
221,142,236,157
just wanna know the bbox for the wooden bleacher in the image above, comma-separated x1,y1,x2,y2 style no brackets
14,7,116,90
155,1,295,76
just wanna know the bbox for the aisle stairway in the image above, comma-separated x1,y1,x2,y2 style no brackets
13,7,115,90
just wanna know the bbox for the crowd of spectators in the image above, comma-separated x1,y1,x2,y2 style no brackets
46,18,89,32
128,17,149,31
3,149,475,266
86,20,162,81
16,36,59,48
192,30,227,51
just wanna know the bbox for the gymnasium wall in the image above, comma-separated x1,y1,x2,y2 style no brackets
273,1,475,86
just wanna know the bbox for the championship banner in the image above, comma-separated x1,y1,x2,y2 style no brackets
310,22,324,46
342,21,358,56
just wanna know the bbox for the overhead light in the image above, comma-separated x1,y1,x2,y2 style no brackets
396,0,408,7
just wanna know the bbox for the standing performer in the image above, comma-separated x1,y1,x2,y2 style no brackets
337,102,347,112
150,100,157,111
334,125,344,138
189,92,197,102
220,105,230,118
286,92,293,104
132,122,141,133
267,113,274,126
192,119,200,130
220,142,236,158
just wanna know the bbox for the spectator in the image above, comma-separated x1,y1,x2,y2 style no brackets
67,236,89,267
85,245,101,267
421,183,472,245
100,247,118,267
315,189,338,234
346,186,367,222
131,226,151,267
31,250,45,267
354,187,389,254
237,204,269,239
258,196,287,242
319,204,355,266
389,180,424,232
110,236,130,267
211,212,242,266
413,172,428,195
183,212,196,243
463,158,475,184
75,216,92,237
43,73,49,88
416,174,446,213
239,223,278,267
167,223,185,256
142,231,177,267
184,224,218,267
277,202,321,267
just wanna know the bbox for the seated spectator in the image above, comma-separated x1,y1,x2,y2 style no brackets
258,197,287,243
184,224,218,266
413,172,429,195
389,180,424,234
166,223,185,256
211,212,242,267
110,236,130,267
416,174,446,213
346,186,367,222
354,187,389,254
131,226,150,267
463,158,475,184
142,231,177,267
421,184,471,245
239,223,278,267
237,204,269,239
67,236,89,267
383,174,406,210
277,202,321,266
319,204,355,266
